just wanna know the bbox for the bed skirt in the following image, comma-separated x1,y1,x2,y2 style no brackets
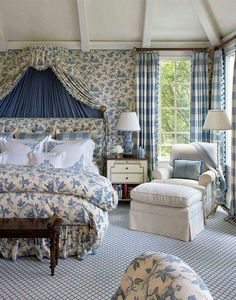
0,214,109,262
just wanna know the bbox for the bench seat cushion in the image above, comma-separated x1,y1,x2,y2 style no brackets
130,182,202,208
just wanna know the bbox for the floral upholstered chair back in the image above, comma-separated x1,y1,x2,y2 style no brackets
112,252,213,300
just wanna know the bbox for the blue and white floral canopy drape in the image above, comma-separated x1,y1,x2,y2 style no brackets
0,46,105,112
135,51,159,176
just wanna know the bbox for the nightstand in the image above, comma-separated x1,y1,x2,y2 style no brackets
107,157,148,200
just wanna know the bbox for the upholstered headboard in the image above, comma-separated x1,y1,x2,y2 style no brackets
0,118,106,174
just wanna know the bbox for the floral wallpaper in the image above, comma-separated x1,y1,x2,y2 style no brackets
0,49,136,155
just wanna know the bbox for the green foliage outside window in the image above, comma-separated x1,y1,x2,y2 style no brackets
158,60,191,160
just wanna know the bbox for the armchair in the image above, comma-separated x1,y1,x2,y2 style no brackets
152,143,217,217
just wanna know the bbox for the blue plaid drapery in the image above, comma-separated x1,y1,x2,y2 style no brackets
190,52,210,142
135,52,159,176
230,50,236,221
211,49,225,110
210,49,226,145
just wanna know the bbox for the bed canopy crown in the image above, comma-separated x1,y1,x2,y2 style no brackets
0,46,106,116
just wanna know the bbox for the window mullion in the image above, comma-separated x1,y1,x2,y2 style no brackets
174,61,177,144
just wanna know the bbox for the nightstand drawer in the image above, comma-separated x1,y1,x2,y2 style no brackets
111,163,144,173
111,173,144,184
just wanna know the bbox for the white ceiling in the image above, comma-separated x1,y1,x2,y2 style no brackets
0,0,235,51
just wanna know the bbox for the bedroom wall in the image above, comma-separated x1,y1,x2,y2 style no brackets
0,49,136,155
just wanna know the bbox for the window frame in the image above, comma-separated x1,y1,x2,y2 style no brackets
225,51,235,167
158,57,191,161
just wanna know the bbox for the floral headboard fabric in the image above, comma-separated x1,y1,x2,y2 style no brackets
0,118,106,174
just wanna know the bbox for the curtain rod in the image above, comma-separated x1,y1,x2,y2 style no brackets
214,35,236,50
133,47,208,52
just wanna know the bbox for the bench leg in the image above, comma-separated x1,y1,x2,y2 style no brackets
50,238,56,276
56,233,59,266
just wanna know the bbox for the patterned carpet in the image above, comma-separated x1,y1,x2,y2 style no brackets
0,202,236,300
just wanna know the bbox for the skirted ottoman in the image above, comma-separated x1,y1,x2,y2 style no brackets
129,182,204,241
112,252,213,300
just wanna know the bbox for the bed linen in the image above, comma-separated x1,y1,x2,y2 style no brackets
0,164,118,261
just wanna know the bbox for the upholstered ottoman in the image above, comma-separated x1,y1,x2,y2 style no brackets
112,252,213,300
129,182,204,241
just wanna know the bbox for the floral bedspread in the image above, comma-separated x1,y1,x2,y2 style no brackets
0,164,118,261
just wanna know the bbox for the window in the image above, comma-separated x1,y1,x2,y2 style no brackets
158,59,191,160
225,52,235,167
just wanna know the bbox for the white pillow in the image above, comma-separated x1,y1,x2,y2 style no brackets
86,161,100,174
4,142,31,165
0,152,7,164
30,152,66,168
0,137,7,153
49,139,95,168
8,138,47,152
3,138,47,166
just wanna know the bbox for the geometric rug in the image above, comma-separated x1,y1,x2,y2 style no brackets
0,202,235,300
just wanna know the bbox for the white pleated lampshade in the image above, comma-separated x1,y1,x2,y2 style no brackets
116,112,141,131
203,109,231,130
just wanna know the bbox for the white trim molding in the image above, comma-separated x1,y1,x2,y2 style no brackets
7,40,210,51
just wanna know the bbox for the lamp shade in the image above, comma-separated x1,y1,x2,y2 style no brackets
203,109,231,130
116,112,141,131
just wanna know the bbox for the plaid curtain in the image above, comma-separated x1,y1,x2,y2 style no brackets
229,51,236,221
190,52,210,142
211,49,225,110
210,49,226,147
210,49,227,191
135,52,159,176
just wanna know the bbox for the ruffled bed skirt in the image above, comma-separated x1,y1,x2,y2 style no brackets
0,222,108,262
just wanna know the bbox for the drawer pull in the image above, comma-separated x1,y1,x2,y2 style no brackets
126,167,129,170
125,177,128,179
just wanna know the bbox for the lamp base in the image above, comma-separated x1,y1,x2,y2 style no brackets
122,131,134,155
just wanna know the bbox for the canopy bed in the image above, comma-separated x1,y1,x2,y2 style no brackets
0,46,118,261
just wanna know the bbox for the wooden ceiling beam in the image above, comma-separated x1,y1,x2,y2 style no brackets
191,0,220,46
76,0,90,52
142,0,153,48
0,25,7,52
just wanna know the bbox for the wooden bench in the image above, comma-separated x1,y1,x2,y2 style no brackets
0,215,62,276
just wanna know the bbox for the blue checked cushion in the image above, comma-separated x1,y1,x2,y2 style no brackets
173,159,202,181
0,132,13,139
14,131,51,141
56,131,91,141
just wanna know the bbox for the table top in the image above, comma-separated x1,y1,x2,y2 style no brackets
106,156,147,161
0,215,62,232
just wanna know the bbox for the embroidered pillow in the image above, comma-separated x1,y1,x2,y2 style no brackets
47,138,95,168
6,138,47,153
30,152,66,168
173,159,202,181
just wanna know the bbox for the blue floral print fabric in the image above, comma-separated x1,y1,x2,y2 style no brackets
112,252,213,300
0,164,118,261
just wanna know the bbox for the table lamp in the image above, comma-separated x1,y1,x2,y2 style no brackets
116,112,141,157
